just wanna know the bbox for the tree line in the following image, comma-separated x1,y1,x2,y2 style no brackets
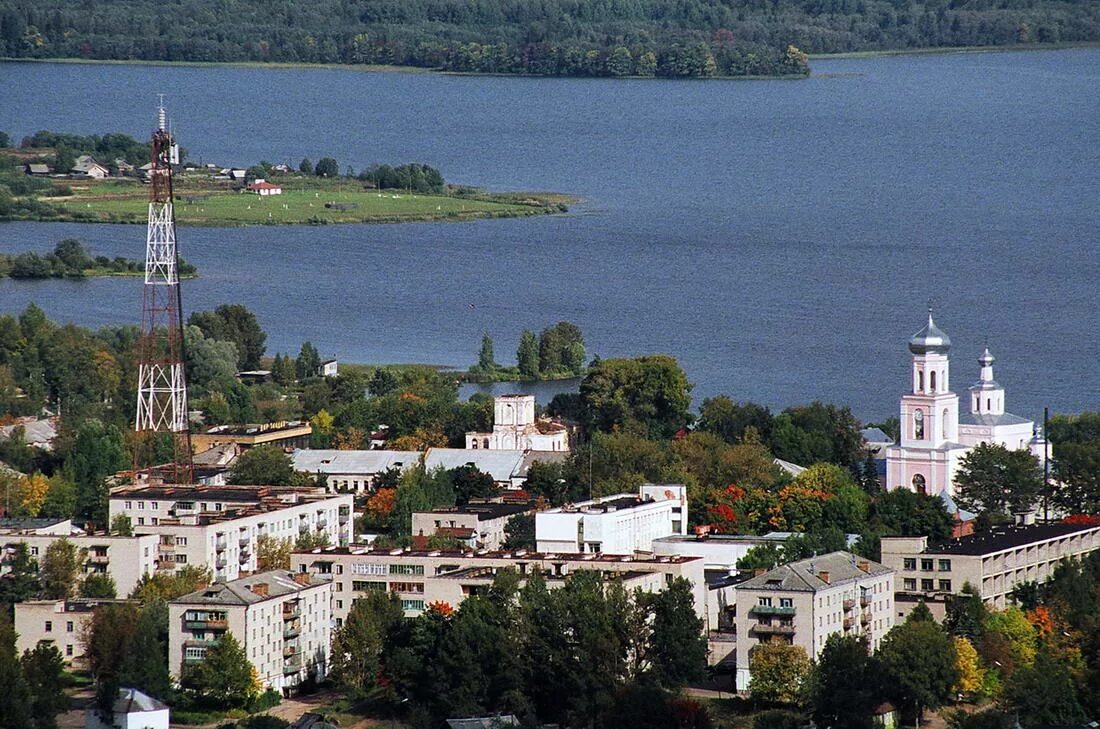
329,569,710,728
0,238,196,280
471,321,587,381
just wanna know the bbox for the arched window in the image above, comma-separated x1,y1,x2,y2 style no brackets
943,409,949,434
912,474,926,495
930,371,937,392
917,371,924,392
974,395,980,412
914,409,924,440
471,440,478,449
987,398,991,411
483,438,490,449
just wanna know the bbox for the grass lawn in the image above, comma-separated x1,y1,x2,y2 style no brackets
45,180,570,226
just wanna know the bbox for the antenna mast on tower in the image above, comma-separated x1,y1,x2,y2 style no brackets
134,98,193,483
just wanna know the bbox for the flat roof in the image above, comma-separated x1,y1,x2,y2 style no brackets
423,502,533,522
423,448,527,481
0,517,69,531
297,545,700,565
202,421,310,436
291,449,420,474
437,565,654,582
923,522,1100,556
109,485,318,501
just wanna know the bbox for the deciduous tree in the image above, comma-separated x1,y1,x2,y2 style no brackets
228,445,296,485
748,641,811,704
40,538,82,599
955,443,1042,516
180,633,258,708
330,591,403,694
581,355,693,439
877,612,959,722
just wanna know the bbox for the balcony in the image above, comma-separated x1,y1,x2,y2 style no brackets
751,605,796,617
158,542,175,553
87,553,110,565
215,535,227,551
282,604,301,620
316,516,328,529
860,594,871,607
861,613,871,625
156,561,176,572
283,659,302,675
238,535,249,547
751,623,795,636
843,598,856,610
238,552,250,565
298,521,309,533
283,644,298,658
184,619,228,631
843,617,855,630
215,557,227,570
284,624,300,639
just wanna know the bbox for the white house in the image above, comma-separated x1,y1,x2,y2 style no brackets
248,179,283,196
72,155,110,179
884,313,1046,498
85,688,169,729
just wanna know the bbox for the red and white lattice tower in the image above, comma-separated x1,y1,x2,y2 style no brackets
134,100,193,483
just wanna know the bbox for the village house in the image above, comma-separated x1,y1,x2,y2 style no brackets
248,179,283,196
72,154,110,179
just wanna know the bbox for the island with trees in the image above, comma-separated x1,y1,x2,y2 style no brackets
0,131,573,226
0,238,197,279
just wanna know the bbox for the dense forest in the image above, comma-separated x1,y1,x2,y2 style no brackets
0,0,1091,79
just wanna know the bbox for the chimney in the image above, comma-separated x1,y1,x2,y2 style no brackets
754,568,768,577
818,570,830,584
857,560,870,573
293,572,312,586
250,582,269,597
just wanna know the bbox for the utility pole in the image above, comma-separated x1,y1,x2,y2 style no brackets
134,99,193,484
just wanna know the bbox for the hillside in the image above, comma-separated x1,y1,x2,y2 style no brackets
0,0,1097,78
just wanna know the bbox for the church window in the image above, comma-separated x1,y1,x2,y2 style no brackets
483,438,489,449
987,398,991,411
471,440,478,449
974,396,980,412
930,371,937,391
917,371,924,392
914,409,924,440
912,474,926,495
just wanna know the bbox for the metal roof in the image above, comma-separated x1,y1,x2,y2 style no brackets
423,448,527,482
291,449,421,475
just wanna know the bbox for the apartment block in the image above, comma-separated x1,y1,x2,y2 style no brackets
1,520,159,596
109,485,353,582
536,484,688,554
168,570,331,694
733,551,895,691
881,521,1100,610
411,502,534,550
14,598,135,666
290,546,706,626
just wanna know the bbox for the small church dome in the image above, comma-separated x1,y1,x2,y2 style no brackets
978,347,995,366
908,312,951,355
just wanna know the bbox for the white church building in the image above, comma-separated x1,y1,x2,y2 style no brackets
465,394,570,452
884,313,1045,498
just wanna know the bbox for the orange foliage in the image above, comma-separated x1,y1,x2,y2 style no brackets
366,487,396,522
427,601,454,616
1027,606,1055,636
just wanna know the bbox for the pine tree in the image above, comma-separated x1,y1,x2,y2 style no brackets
517,330,539,379
0,614,33,728
475,334,497,373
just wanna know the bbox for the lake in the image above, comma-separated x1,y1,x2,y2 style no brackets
0,50,1097,420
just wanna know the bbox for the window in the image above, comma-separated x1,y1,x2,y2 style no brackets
177,501,194,510
930,371,937,391
174,554,188,563
780,598,792,608
914,409,924,439
138,502,144,510
351,563,387,576
939,579,952,591
389,564,425,576
758,597,772,607
151,502,158,510
137,517,145,526
44,621,52,632
917,371,924,391
125,501,132,509
939,559,951,571
66,621,73,633
401,599,425,612
912,474,926,495
921,579,934,591
903,579,916,591
65,645,73,656
903,558,916,571
352,581,386,592
151,518,158,525
176,537,188,546
336,600,343,610
921,559,934,571
30,547,38,556
390,582,424,594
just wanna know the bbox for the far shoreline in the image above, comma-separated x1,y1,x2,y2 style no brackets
2,41,1096,77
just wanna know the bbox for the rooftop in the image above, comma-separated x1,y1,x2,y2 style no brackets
19,598,135,613
423,448,527,481
299,545,700,566
958,412,1033,427
291,449,420,474
111,688,168,715
923,522,1100,556
202,421,310,437
172,570,325,606
0,517,70,533
739,551,892,592
109,484,320,502
424,502,534,522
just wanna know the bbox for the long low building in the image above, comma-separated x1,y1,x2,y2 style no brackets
109,485,353,583
411,502,534,550
290,449,420,493
881,521,1100,611
168,570,331,695
290,545,706,626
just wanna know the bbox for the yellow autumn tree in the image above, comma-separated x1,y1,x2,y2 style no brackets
19,473,50,516
953,636,984,696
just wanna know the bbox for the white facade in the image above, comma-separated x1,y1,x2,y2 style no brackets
15,598,135,666
465,395,569,452
536,484,688,554
733,552,895,691
108,486,352,583
168,571,331,694
885,314,1045,498
290,449,420,493
1,530,159,597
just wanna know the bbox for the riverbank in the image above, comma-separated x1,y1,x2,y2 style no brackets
810,40,1100,60
22,179,574,227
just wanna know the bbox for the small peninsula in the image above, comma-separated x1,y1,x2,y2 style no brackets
0,133,573,227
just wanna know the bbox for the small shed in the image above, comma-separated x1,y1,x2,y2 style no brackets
85,688,169,729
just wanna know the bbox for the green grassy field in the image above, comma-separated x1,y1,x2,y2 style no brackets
46,181,570,226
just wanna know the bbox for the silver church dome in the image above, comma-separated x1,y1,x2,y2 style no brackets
908,312,951,355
